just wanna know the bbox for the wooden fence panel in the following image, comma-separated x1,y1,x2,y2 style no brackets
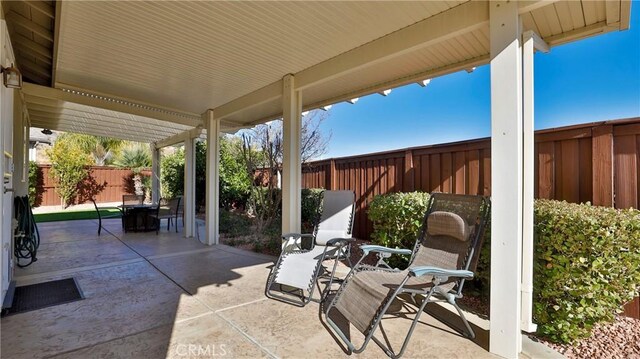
34,165,138,206
301,120,640,318
302,121,640,240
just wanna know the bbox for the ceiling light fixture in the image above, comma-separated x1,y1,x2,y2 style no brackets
1,63,22,89
465,67,476,73
378,89,392,97
347,98,359,104
321,105,332,111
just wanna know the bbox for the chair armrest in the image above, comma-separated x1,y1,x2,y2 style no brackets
408,266,474,279
282,233,314,239
360,245,412,256
325,237,355,247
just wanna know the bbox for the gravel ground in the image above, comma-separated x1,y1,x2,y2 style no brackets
537,316,640,359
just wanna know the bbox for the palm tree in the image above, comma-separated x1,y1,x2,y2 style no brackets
113,144,152,196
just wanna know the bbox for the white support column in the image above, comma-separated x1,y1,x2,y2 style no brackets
205,110,220,245
489,1,523,358
281,74,302,234
183,137,196,238
150,143,161,205
521,30,540,334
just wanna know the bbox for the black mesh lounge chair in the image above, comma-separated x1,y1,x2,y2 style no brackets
91,199,123,236
324,193,490,358
266,190,356,307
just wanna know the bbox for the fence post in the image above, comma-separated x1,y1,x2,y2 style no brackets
591,124,614,207
404,150,414,192
327,159,336,190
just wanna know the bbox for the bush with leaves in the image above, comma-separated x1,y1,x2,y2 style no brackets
368,191,431,268
220,138,251,209
533,200,640,343
161,147,185,199
160,138,250,210
46,140,91,208
28,161,42,207
368,193,640,344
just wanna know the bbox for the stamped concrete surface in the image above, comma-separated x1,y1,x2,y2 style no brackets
1,219,496,358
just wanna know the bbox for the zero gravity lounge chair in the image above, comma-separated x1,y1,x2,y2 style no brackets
266,190,356,307
324,193,490,358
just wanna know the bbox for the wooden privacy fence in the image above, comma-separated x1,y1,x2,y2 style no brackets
302,118,640,318
34,165,138,206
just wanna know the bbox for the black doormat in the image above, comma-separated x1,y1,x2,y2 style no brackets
1,278,83,317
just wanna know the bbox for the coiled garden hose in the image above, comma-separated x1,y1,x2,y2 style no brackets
14,196,39,267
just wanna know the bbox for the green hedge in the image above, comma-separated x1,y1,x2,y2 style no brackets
368,191,431,268
533,200,640,343
367,193,640,344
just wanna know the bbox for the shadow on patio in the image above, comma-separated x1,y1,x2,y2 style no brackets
1,219,495,358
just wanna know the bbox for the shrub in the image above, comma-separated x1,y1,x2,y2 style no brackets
161,138,250,210
220,138,251,210
161,147,184,198
219,210,252,237
368,192,431,268
533,200,640,343
301,188,323,231
46,140,91,208
28,161,41,207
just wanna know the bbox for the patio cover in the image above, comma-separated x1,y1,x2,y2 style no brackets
1,1,632,358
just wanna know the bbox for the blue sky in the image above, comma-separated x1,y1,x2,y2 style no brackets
320,5,640,159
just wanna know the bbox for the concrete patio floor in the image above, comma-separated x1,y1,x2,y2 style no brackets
1,219,497,358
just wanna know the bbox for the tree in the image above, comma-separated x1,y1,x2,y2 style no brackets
241,109,332,165
113,144,151,196
238,109,332,232
55,133,124,166
46,140,91,208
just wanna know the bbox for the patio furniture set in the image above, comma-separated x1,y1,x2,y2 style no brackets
266,191,490,358
91,195,183,235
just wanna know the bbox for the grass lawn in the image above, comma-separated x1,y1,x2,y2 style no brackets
34,209,121,223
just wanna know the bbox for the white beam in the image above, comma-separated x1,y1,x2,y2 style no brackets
22,82,202,127
150,143,160,205
155,127,203,149
29,117,160,143
544,21,619,47
489,1,523,358
183,136,196,238
521,30,537,334
523,30,550,53
213,81,282,120
294,1,489,90
301,56,488,117
204,110,220,245
281,74,302,234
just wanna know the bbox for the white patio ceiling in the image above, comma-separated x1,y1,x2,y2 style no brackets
21,83,196,143
5,0,631,141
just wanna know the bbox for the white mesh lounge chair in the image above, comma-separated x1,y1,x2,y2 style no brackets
324,193,490,358
265,190,356,307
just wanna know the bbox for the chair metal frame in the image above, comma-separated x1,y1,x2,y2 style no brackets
91,199,123,236
324,193,490,359
265,190,356,307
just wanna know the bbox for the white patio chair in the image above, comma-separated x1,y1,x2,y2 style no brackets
265,190,355,307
